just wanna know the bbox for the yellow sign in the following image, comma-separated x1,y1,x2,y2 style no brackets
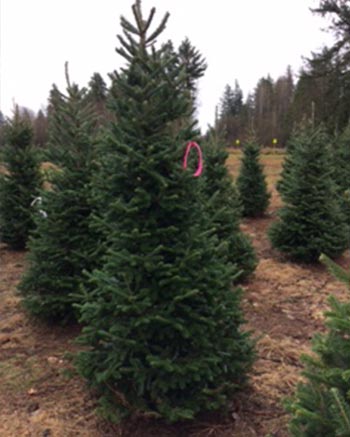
235,139,240,146
272,138,278,145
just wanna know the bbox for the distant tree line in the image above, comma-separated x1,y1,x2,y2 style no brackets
0,37,207,151
215,0,350,147
1,0,349,150
0,106,48,150
215,68,294,147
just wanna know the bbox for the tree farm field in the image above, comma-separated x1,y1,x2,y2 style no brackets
0,149,349,436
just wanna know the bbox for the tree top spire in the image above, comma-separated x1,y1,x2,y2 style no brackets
117,0,170,60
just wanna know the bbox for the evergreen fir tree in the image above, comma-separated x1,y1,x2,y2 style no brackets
333,122,350,242
19,72,97,323
0,111,5,148
236,137,270,217
0,110,5,127
269,123,347,263
0,108,42,249
201,136,257,282
88,72,108,103
87,72,108,124
219,81,243,119
75,1,254,423
286,254,350,436
177,37,207,103
275,126,298,198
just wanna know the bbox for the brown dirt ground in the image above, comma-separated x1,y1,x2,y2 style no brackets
1,150,349,436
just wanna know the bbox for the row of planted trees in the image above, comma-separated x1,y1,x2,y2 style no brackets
1,0,350,433
1,1,257,423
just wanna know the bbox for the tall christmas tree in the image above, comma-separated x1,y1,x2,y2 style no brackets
286,254,350,436
236,137,270,217
0,108,42,249
19,72,98,323
269,123,347,263
76,1,254,423
201,136,257,282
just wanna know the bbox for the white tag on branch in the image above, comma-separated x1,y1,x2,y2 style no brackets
39,209,48,218
31,196,48,218
30,196,42,207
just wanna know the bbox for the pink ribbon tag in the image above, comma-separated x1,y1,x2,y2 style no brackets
182,141,203,177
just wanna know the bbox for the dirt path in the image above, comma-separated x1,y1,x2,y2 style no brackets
0,152,349,436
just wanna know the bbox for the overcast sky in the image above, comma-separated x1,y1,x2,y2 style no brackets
0,0,334,131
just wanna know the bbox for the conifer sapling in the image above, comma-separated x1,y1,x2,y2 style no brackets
269,123,347,263
201,136,257,282
286,253,350,436
0,108,42,249
19,71,97,323
236,137,270,217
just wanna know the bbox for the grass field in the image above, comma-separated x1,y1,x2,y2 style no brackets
0,150,349,436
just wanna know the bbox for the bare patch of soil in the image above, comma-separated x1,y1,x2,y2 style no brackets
0,151,349,436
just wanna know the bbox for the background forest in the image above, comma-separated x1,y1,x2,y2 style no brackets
2,1,350,149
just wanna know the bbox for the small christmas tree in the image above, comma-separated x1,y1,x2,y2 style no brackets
75,1,254,423
276,127,299,199
333,123,350,243
201,136,257,282
236,137,270,217
269,123,347,263
19,72,97,323
0,108,42,249
286,254,350,436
